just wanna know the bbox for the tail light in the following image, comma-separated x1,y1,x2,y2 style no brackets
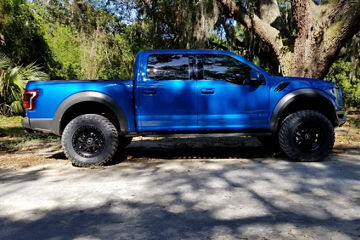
23,90,39,111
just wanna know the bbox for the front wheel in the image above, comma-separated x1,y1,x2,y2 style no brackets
62,114,119,167
257,135,281,152
118,136,132,149
278,110,334,162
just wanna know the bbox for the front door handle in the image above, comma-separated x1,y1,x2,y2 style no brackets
201,88,215,94
143,88,157,95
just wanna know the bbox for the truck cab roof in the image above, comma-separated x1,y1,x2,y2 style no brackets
138,49,231,55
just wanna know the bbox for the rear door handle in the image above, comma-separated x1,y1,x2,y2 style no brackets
201,88,215,94
143,88,157,95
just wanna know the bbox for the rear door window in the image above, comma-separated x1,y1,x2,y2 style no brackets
147,54,190,80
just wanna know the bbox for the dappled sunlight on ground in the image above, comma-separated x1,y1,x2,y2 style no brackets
1,116,360,239
0,152,359,239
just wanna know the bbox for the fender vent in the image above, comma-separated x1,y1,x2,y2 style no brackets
274,82,290,92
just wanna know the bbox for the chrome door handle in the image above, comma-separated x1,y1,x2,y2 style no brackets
143,88,157,95
201,88,215,94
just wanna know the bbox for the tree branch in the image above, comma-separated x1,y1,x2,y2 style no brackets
323,1,360,48
217,0,284,65
319,0,358,28
315,0,360,78
256,0,287,36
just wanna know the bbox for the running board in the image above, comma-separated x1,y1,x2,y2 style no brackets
126,131,272,138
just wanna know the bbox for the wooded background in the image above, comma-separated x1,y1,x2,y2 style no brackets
1,0,359,115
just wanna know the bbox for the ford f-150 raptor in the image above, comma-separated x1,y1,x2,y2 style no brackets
22,49,346,166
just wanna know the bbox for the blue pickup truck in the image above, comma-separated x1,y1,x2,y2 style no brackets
22,49,346,166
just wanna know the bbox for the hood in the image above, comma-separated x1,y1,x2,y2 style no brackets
271,76,336,88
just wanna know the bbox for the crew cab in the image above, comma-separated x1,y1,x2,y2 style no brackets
22,49,346,166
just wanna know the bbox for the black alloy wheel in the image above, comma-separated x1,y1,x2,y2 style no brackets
293,122,324,153
72,126,106,158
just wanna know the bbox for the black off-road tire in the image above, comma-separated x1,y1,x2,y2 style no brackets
278,110,334,162
118,136,132,149
62,114,119,167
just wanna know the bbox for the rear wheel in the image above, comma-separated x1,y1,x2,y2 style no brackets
62,114,119,167
278,110,334,162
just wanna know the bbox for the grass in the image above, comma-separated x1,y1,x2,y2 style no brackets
349,116,360,129
0,115,60,152
0,115,23,128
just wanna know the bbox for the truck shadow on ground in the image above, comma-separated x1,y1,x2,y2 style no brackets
49,136,360,166
50,136,287,166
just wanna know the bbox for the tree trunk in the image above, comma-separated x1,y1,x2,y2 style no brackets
217,0,360,79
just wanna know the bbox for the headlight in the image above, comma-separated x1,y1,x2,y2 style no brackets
329,87,337,97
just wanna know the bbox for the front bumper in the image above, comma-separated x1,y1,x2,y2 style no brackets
336,110,347,126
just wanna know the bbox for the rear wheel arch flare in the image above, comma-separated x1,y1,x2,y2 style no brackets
53,92,128,134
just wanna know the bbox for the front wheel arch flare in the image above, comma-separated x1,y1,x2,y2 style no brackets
270,89,336,132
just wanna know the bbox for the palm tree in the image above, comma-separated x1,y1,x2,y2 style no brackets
0,53,48,116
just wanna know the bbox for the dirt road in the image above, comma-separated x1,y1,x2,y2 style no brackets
1,137,360,240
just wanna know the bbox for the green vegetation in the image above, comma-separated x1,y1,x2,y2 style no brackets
327,60,360,109
0,54,48,116
349,116,360,129
0,0,359,110
0,116,59,152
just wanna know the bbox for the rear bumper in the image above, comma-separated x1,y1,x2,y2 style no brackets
21,117,31,129
21,117,59,135
335,110,346,126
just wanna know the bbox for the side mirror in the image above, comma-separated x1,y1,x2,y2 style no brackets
249,70,265,85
